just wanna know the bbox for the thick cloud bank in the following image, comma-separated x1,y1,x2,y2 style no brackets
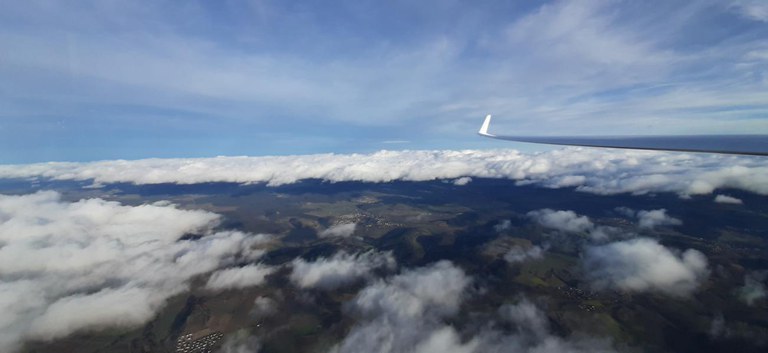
0,191,270,352
290,251,396,290
584,238,709,297
1,148,767,196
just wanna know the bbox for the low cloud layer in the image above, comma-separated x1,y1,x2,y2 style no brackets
1,148,767,197
290,251,396,290
584,238,709,297
0,191,270,352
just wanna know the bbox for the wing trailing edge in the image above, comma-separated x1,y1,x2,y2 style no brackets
478,115,768,156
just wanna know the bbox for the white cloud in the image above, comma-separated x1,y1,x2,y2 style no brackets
527,209,594,233
0,191,271,351
319,223,357,238
452,177,472,186
290,251,395,290
332,261,471,353
1,0,767,163
412,327,478,353
504,245,545,263
614,206,636,218
334,261,615,353
738,271,767,306
714,194,743,204
615,207,682,229
636,209,682,229
527,209,614,240
584,238,709,297
206,264,275,291
730,0,768,22
480,299,617,352
218,330,262,353
498,299,556,341
708,314,727,338
251,296,277,319
494,220,512,232
1,148,767,198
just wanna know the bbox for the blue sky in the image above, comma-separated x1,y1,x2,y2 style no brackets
1,0,767,163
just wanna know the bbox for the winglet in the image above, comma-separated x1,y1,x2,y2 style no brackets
478,114,495,137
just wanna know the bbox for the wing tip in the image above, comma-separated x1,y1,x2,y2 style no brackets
478,114,495,136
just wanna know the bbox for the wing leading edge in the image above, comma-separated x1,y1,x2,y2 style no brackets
478,115,768,156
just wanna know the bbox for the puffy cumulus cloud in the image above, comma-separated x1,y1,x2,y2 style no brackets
498,300,549,338
411,327,478,353
0,191,271,352
527,209,613,240
1,148,767,197
615,207,682,229
636,209,682,229
333,261,614,353
490,299,615,352
584,238,709,297
332,261,471,353
452,177,472,186
504,245,545,263
251,296,278,319
352,261,469,320
714,194,743,205
319,223,357,238
527,209,594,233
494,219,512,232
737,271,767,306
206,264,275,291
290,251,396,290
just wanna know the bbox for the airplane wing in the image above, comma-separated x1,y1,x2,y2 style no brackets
478,115,768,156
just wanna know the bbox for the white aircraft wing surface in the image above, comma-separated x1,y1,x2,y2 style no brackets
478,115,768,156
